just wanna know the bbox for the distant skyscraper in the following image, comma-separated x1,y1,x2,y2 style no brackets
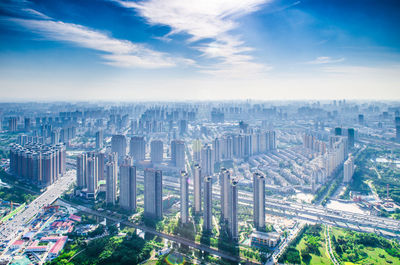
343,156,355,183
8,117,17,132
24,117,31,132
225,136,233,159
150,140,163,163
111,135,127,160
193,164,202,214
144,168,163,219
211,109,224,123
179,119,188,135
95,130,103,149
17,134,27,146
96,152,105,181
130,136,146,162
120,163,136,212
229,178,239,240
171,140,185,169
213,138,222,163
10,143,66,187
86,156,98,199
334,127,342,136
201,144,214,177
106,161,118,205
244,134,253,157
252,133,260,154
233,134,245,158
203,176,213,231
358,114,364,124
192,139,202,163
396,116,400,126
76,153,87,188
395,117,400,142
266,131,276,151
347,128,355,149
396,126,400,143
219,168,230,221
51,129,60,145
180,171,189,224
253,172,265,231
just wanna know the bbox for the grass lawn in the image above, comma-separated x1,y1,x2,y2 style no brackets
357,246,400,265
295,228,333,265
330,227,346,238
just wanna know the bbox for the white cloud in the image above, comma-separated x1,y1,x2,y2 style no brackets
9,17,189,68
115,0,272,76
21,8,51,19
306,56,345,64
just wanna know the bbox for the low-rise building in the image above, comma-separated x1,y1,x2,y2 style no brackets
48,236,68,258
10,240,24,250
250,230,281,248
25,241,48,252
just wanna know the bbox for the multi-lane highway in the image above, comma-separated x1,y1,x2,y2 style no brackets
149,175,400,236
0,170,76,243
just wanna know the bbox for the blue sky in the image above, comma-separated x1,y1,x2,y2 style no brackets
0,0,399,101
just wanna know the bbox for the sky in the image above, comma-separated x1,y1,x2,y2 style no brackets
0,0,400,101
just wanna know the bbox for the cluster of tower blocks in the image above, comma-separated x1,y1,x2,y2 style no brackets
77,154,266,241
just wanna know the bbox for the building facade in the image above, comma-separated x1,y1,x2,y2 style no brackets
144,168,163,219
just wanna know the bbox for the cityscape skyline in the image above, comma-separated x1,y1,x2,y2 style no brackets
1,0,400,100
0,100,400,264
1,1,400,264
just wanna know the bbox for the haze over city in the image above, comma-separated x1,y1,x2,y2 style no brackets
1,1,400,265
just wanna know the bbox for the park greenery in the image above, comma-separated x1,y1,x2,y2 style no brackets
0,169,37,204
279,224,331,265
47,228,157,265
331,227,400,264
279,224,400,265
347,147,400,204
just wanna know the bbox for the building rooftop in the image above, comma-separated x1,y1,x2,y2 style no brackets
49,236,67,255
12,240,24,246
69,214,82,222
250,230,281,240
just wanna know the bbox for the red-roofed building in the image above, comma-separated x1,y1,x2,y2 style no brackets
48,236,67,258
69,214,82,222
26,241,48,252
40,236,60,242
10,240,24,250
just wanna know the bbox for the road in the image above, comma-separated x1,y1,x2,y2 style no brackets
359,137,400,150
62,200,245,263
325,225,339,265
0,170,76,244
268,223,304,264
366,180,381,202
155,175,400,235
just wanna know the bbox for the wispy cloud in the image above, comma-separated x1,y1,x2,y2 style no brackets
306,56,345,64
21,8,51,19
3,3,191,69
114,0,272,76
